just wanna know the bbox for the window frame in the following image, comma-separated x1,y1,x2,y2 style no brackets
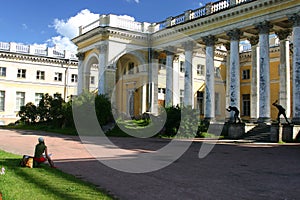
0,67,6,77
0,91,5,111
16,91,25,111
36,70,45,80
17,69,26,78
54,72,63,81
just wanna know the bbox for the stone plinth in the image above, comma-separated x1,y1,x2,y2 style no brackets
227,123,245,139
270,124,300,142
283,124,300,142
270,124,282,142
207,121,227,136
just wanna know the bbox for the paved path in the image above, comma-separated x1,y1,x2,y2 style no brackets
0,128,300,200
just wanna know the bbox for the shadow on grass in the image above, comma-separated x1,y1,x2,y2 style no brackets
0,156,113,200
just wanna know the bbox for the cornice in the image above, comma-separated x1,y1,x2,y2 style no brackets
0,51,78,66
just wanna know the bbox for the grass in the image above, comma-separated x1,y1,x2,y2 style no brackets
2,124,78,136
0,150,114,200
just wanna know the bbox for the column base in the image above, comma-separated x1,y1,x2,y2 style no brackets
257,117,271,124
292,118,300,125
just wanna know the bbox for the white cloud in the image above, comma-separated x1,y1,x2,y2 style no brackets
199,2,204,7
119,15,135,21
48,9,99,52
22,24,28,30
126,0,140,3
46,9,137,53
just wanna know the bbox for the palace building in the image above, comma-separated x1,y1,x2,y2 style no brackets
0,0,299,128
0,42,98,125
72,0,300,124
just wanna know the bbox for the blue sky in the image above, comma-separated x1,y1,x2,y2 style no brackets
1,0,212,52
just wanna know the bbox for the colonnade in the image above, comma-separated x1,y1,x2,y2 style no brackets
76,13,300,124
146,14,300,123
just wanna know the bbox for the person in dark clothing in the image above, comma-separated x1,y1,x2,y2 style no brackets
272,100,290,124
34,137,56,168
226,106,241,123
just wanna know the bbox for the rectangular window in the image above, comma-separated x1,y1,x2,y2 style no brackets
0,67,6,77
242,69,250,80
16,92,25,111
180,89,184,107
35,93,43,106
0,91,5,111
71,74,78,83
90,76,95,85
54,72,63,81
197,91,204,115
242,94,251,116
180,61,185,73
158,88,166,94
215,92,220,115
197,64,205,76
36,70,45,80
17,69,26,78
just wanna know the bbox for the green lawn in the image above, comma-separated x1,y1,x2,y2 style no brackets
0,150,114,200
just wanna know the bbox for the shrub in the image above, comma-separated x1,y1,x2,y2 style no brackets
18,102,38,124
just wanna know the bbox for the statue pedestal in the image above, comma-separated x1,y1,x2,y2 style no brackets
270,124,282,142
270,123,300,142
227,123,245,139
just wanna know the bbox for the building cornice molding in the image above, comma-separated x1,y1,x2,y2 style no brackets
0,51,78,66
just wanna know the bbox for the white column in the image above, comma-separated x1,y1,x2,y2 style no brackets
76,52,85,95
249,36,259,120
276,30,291,119
172,55,180,106
142,85,147,113
165,47,175,107
183,42,194,107
150,50,159,115
202,35,216,120
97,43,108,95
224,43,233,120
227,29,242,116
289,14,300,124
256,21,272,122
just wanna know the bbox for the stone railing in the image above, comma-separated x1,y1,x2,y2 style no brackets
79,0,254,35
0,42,77,60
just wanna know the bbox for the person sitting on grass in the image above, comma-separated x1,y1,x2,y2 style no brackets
33,137,56,168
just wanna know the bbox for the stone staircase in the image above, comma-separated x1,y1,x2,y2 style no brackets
240,124,271,142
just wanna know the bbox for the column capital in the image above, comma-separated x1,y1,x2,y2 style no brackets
76,52,85,61
96,43,108,53
182,41,194,51
255,21,273,34
202,35,217,46
165,46,177,56
248,36,259,46
288,13,300,27
226,29,243,41
275,29,292,41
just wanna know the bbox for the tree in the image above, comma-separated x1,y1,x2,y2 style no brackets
18,102,38,124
